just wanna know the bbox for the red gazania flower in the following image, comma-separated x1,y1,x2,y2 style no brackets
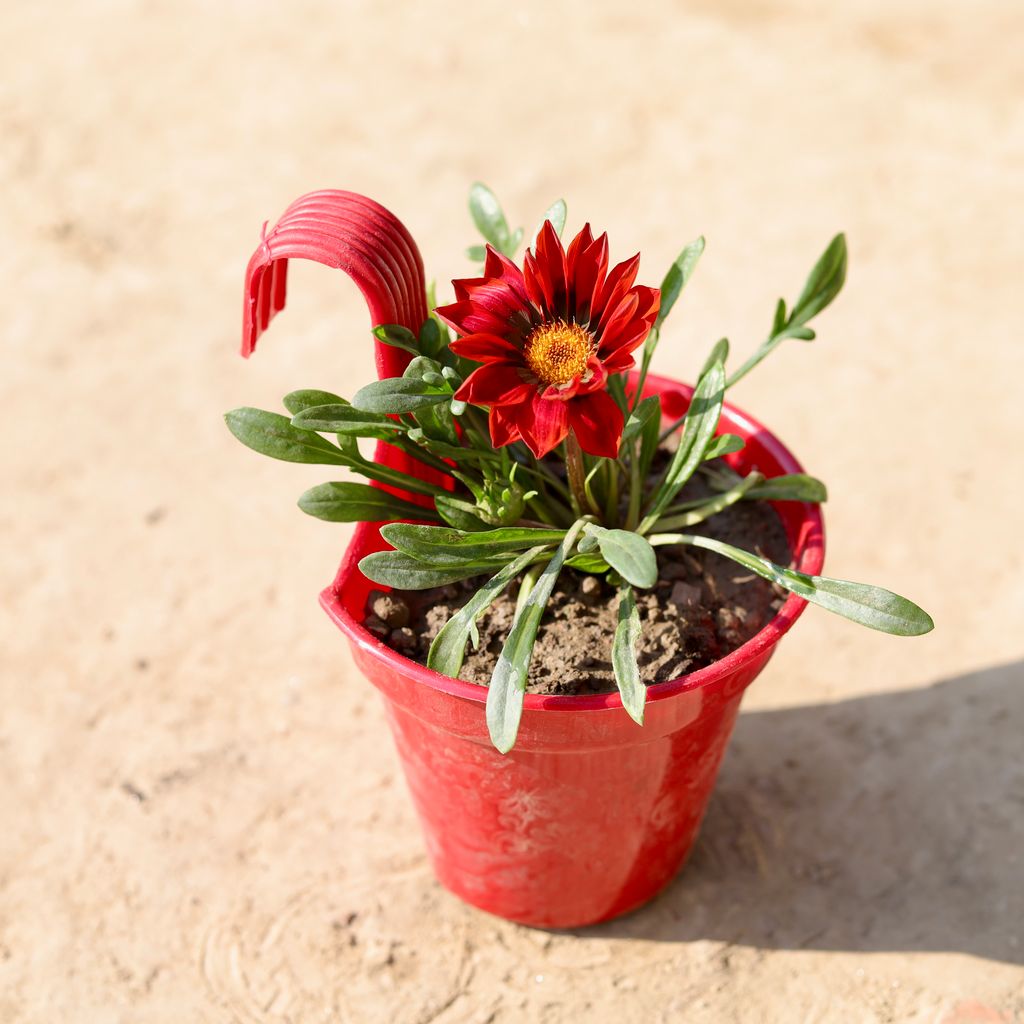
435,222,660,459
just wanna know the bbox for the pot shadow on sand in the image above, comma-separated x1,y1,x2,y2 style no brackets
583,660,1024,964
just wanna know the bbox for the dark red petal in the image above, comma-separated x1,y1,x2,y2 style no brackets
593,253,640,330
601,348,640,374
483,246,531,305
534,220,569,318
568,390,625,459
572,232,609,325
597,292,640,352
522,249,554,318
435,299,515,339
449,332,522,363
454,362,533,406
517,393,571,458
565,223,594,286
489,403,524,447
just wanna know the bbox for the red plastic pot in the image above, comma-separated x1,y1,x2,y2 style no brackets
321,376,824,928
242,191,825,929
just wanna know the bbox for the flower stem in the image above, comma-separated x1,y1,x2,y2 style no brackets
565,433,599,518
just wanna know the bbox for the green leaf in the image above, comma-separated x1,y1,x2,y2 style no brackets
359,550,498,590
225,408,350,465
612,585,645,725
297,482,433,523
640,358,726,531
659,533,933,637
465,244,487,263
790,233,847,325
584,525,658,589
418,318,445,359
621,395,661,446
703,433,745,460
700,337,730,377
468,182,511,250
283,389,345,415
291,403,402,438
531,199,567,248
771,299,787,335
656,236,705,328
372,324,420,355
486,522,587,753
747,473,828,503
565,552,611,574
381,523,567,566
352,377,450,415
434,494,490,531
652,471,762,531
427,546,550,678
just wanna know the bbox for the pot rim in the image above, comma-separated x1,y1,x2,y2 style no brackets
321,376,826,713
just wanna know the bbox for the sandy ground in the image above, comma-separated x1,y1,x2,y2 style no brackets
3,1,1023,1021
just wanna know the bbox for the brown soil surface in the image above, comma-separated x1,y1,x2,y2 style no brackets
372,475,791,694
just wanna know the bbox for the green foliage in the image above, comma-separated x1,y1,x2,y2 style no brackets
612,585,644,725
228,202,932,754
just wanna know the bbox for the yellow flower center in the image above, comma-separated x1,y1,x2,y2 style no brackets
523,320,594,387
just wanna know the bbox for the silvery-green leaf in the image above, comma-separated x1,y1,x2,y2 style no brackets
584,525,657,589
291,404,401,439
298,482,433,523
381,523,567,566
428,546,549,678
352,377,450,415
486,521,587,753
468,182,511,250
359,551,499,590
640,358,726,530
656,533,933,637
612,585,645,725
225,408,350,465
283,389,346,415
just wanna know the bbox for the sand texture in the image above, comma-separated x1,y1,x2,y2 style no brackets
3,1,1023,1021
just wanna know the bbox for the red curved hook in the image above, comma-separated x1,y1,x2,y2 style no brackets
241,190,429,381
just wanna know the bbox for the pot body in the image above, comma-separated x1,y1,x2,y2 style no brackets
321,374,825,927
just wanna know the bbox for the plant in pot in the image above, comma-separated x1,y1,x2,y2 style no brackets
226,185,932,928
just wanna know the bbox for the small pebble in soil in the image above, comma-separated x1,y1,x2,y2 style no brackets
363,614,391,641
369,590,410,628
579,576,602,605
389,626,418,653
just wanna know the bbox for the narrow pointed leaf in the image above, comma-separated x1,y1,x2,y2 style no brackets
487,522,586,753
656,236,705,328
703,433,745,460
700,337,730,377
381,523,567,566
791,233,847,325
612,585,645,725
663,533,934,636
640,358,726,531
747,474,828,503
428,546,550,678
531,199,567,248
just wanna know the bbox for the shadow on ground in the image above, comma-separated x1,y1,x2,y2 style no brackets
586,661,1024,964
